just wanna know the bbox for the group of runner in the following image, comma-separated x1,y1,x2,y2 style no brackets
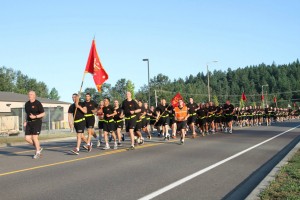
233,105,299,127
67,92,300,155
23,90,300,158
67,92,239,154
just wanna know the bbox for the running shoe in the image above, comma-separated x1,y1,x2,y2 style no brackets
164,135,170,140
113,143,118,149
172,135,177,139
33,153,41,159
129,145,135,150
70,148,79,155
135,137,140,144
229,129,232,134
82,144,88,150
117,142,123,147
139,138,145,145
97,140,101,147
102,145,110,150
88,143,93,152
180,139,184,145
166,135,170,140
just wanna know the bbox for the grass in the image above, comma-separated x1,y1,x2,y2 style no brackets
0,132,75,145
259,149,300,200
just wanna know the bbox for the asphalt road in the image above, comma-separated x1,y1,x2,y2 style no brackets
0,120,299,200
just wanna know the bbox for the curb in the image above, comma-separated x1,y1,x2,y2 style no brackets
0,136,76,148
245,141,300,200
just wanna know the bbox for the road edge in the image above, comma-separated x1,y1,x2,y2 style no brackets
245,141,300,200
0,136,76,148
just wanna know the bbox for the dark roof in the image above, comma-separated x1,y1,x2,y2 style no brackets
0,92,70,104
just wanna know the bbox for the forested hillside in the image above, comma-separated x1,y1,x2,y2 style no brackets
134,59,300,107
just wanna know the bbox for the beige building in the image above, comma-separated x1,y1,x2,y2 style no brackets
0,92,71,135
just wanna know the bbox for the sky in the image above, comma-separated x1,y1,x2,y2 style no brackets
0,0,299,102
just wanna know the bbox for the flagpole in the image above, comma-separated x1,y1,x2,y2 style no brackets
74,71,88,119
154,104,172,126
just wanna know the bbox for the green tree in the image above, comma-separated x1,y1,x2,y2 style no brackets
213,95,219,106
15,71,28,94
48,87,60,100
0,67,15,92
126,80,135,99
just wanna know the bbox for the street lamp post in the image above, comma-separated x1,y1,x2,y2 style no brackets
142,58,150,106
262,84,268,108
206,61,218,102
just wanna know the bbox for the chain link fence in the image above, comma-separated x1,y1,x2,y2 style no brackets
0,106,70,137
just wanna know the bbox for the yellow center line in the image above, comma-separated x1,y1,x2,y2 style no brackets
0,143,162,177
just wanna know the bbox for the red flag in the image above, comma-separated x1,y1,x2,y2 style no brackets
261,94,264,101
171,92,183,107
85,39,108,92
241,92,247,101
273,96,277,103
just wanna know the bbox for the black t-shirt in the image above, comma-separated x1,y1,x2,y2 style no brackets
145,108,152,118
25,100,44,121
168,105,174,117
103,105,115,121
208,106,216,114
135,104,142,119
121,99,139,117
114,107,123,121
223,104,234,114
248,109,253,115
197,108,207,117
150,110,156,119
156,104,169,116
68,102,86,121
187,103,198,114
140,106,146,118
264,108,269,114
84,100,98,114
215,106,222,115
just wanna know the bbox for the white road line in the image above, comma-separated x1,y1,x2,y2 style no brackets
138,124,300,200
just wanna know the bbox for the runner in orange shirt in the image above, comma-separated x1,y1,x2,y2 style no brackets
174,99,189,145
